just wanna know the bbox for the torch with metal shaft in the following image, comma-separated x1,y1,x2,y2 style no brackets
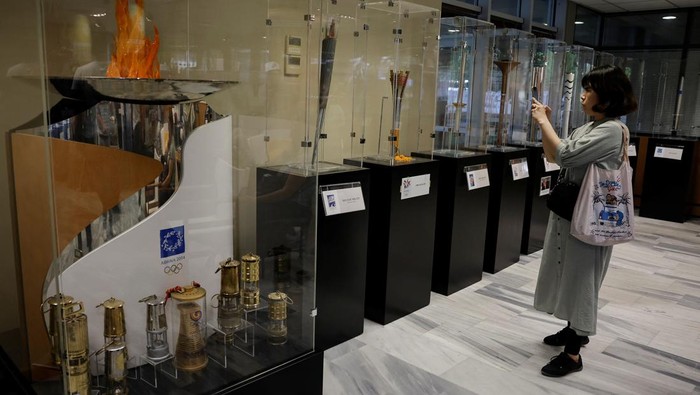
562,51,577,139
389,70,410,157
311,19,337,165
450,41,470,150
530,50,546,142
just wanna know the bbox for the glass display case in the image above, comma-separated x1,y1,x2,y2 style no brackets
349,0,440,165
562,45,594,137
527,37,566,144
487,28,535,149
612,50,683,135
595,51,615,67
10,0,327,393
434,16,495,154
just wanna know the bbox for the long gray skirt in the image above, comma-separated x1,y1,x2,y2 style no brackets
533,212,613,337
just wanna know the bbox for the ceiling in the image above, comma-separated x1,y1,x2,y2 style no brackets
571,0,700,13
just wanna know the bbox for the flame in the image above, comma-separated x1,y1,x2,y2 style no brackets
106,0,160,78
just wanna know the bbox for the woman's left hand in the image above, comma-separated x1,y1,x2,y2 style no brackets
531,98,552,125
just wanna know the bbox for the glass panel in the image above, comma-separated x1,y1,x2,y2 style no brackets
602,12,687,47
573,6,600,47
691,10,700,46
491,0,520,17
595,51,615,67
350,0,440,165
677,50,700,136
532,0,553,26
434,16,495,154
488,28,535,148
27,0,323,393
612,50,682,135
562,45,594,137
532,38,567,141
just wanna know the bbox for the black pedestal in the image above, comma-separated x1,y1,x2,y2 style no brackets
412,150,491,295
257,162,370,352
639,137,697,223
315,165,370,351
518,145,558,254
343,157,439,324
231,351,323,395
483,148,529,274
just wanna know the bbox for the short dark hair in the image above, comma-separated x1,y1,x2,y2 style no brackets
581,65,638,117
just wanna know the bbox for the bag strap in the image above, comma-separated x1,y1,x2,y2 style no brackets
611,119,630,163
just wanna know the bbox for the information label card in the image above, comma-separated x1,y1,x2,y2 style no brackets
465,168,490,190
400,174,431,200
653,146,683,160
321,186,365,216
510,158,529,180
628,144,637,157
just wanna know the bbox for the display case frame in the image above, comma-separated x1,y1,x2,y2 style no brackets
10,1,330,393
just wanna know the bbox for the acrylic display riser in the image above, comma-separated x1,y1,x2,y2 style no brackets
343,157,439,325
512,144,559,254
639,137,698,223
483,148,529,274
33,308,321,395
412,150,491,295
257,162,370,352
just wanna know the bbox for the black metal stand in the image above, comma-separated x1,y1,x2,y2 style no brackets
639,137,697,223
518,145,558,254
343,157,439,324
412,151,491,295
483,148,529,274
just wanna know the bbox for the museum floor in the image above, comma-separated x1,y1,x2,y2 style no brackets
322,215,700,394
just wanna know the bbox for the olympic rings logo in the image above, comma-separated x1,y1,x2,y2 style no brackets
164,262,183,275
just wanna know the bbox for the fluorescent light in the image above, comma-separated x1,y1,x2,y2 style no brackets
447,29,460,33
662,15,677,20
574,21,584,25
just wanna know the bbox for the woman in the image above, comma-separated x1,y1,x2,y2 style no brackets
531,65,637,377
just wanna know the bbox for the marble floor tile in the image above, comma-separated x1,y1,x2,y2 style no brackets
323,216,700,394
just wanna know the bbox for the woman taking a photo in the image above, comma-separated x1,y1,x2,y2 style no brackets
531,65,637,377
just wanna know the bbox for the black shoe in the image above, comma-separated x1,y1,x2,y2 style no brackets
541,352,583,377
543,327,590,346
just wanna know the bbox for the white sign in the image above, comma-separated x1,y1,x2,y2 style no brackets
321,186,366,216
543,158,561,172
400,174,431,200
466,168,490,190
539,176,552,196
628,144,637,157
511,161,529,180
653,146,683,160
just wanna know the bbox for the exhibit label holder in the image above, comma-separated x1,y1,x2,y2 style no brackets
344,157,439,324
639,138,697,222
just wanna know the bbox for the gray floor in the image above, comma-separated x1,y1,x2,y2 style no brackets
323,216,700,394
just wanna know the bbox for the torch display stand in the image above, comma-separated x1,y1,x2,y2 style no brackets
343,157,439,324
516,144,559,254
412,151,491,295
639,137,697,223
483,148,529,274
257,162,370,352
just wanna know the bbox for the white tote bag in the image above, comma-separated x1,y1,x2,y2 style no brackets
570,121,635,246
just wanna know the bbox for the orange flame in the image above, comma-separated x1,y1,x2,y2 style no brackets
106,0,160,78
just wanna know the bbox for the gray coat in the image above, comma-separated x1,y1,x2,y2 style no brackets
534,118,627,337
